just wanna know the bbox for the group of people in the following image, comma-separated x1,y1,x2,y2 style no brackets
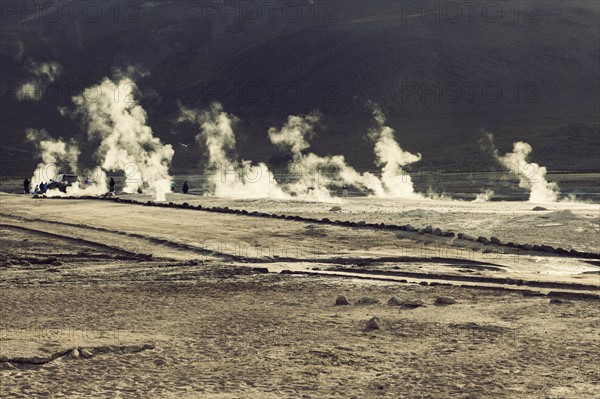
23,178,49,195
171,181,190,194
23,177,190,196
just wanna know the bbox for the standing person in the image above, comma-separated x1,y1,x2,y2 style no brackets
23,178,30,194
182,181,189,194
33,184,40,195
109,177,116,194
171,181,177,192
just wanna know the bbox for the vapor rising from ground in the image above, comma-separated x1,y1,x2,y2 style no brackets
486,133,560,204
178,102,288,199
27,71,175,201
72,74,174,201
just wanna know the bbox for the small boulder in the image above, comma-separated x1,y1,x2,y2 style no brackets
402,299,425,308
70,349,80,359
432,228,443,236
356,297,380,305
80,348,93,358
532,206,548,211
550,298,567,304
0,362,16,370
490,237,502,245
365,317,384,331
393,298,425,309
329,206,342,212
458,233,476,241
387,296,405,306
477,236,491,245
335,296,351,306
540,245,555,253
435,296,456,305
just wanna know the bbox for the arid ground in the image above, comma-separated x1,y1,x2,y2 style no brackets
1,193,599,398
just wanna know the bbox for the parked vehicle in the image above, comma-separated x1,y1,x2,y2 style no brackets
47,174,79,193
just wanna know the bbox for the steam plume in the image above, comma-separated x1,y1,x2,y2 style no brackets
73,76,174,201
473,189,494,202
17,61,62,101
26,129,108,196
368,105,422,197
27,128,79,185
178,102,287,199
268,113,384,200
487,133,559,203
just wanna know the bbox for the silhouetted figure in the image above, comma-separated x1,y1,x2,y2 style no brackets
109,177,116,194
341,185,349,197
33,185,40,195
23,178,30,194
171,181,177,192
182,181,189,194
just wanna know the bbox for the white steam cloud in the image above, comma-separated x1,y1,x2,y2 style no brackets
368,105,422,198
473,189,494,202
267,105,424,200
268,113,384,201
26,128,108,196
487,133,559,203
72,76,174,201
178,102,287,199
26,72,173,201
17,61,62,101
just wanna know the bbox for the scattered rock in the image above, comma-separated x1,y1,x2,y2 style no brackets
457,233,476,241
490,237,502,245
387,296,405,306
435,296,456,305
419,281,428,286
0,362,16,370
477,236,491,245
405,224,416,232
532,206,548,211
50,261,62,266
365,317,384,331
540,245,555,253
70,349,80,359
80,348,93,358
356,297,380,305
550,298,567,304
329,206,342,212
432,228,443,236
403,299,425,308
399,299,425,309
523,290,546,297
335,296,351,306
